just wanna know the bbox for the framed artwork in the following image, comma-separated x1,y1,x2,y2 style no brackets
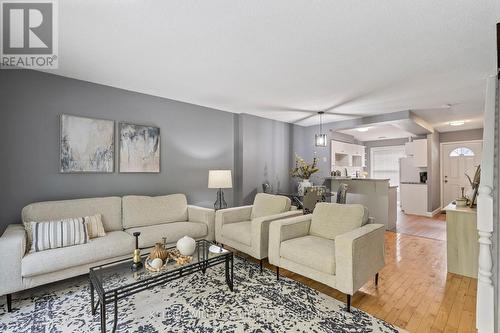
119,123,160,173
60,114,115,173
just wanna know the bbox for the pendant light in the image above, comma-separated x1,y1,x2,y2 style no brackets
315,111,327,147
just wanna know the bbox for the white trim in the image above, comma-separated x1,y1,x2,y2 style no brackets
439,140,483,209
425,206,442,217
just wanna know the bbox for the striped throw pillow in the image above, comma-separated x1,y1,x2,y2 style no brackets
30,217,89,252
84,214,106,239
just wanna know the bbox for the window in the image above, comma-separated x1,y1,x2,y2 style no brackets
449,147,475,157
370,145,406,186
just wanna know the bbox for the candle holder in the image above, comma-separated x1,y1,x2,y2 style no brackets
131,232,143,271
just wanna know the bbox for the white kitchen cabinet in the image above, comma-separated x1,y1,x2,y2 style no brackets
412,139,428,167
404,142,414,156
400,183,428,215
331,140,365,169
404,139,428,167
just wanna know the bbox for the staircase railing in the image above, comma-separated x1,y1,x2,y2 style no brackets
477,74,497,333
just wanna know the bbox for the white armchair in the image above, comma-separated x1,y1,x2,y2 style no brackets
215,193,302,271
268,202,385,312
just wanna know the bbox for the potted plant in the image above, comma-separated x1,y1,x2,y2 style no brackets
291,154,319,195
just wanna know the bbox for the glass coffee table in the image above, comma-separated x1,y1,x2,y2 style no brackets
89,239,234,333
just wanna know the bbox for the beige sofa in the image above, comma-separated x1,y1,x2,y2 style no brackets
215,193,302,271
0,194,214,311
268,203,385,312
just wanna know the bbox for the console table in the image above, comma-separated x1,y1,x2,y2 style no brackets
445,203,478,278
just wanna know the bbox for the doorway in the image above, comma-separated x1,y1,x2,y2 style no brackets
440,140,482,208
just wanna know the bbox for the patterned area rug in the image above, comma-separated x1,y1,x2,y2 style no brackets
0,258,404,332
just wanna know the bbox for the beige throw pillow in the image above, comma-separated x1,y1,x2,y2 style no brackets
85,214,106,239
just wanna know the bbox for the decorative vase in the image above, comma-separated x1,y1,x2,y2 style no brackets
297,179,312,196
150,242,169,261
176,236,196,256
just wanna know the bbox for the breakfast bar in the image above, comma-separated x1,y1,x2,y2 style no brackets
325,177,397,230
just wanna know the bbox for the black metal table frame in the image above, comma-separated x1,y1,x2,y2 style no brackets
89,240,234,333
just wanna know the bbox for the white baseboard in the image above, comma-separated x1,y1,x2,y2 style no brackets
424,207,442,217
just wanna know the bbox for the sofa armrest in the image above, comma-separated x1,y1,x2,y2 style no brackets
251,210,303,259
335,223,385,295
0,224,26,295
188,205,216,241
215,205,253,242
268,215,312,266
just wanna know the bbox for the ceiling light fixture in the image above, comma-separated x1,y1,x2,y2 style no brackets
357,127,370,132
449,120,466,126
315,111,327,147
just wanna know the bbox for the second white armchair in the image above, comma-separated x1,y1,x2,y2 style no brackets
268,202,385,312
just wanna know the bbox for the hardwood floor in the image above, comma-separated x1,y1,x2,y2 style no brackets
393,209,447,241
255,230,477,332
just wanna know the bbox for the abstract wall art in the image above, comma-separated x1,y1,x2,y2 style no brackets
60,114,115,173
119,123,160,173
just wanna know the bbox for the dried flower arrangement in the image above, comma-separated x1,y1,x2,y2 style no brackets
291,154,319,180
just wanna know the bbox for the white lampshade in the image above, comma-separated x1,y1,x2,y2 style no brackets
208,170,233,189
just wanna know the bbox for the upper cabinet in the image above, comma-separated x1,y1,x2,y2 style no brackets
331,140,366,169
405,139,428,167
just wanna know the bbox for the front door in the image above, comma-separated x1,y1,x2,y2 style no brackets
441,141,482,207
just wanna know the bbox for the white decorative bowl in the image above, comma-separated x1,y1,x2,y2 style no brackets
176,236,196,256
150,258,163,269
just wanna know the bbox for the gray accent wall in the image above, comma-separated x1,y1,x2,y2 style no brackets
427,132,441,212
234,114,293,205
0,70,304,235
0,70,237,234
439,128,483,143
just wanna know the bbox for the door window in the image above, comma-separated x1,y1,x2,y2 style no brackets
449,147,475,157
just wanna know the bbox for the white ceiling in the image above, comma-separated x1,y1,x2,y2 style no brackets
49,1,499,130
338,124,415,142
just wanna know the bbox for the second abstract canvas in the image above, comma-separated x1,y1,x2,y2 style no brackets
119,123,160,173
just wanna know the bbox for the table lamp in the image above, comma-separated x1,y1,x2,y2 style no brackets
208,170,232,210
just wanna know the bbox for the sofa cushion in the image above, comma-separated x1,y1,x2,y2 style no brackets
122,194,188,229
280,235,336,275
222,221,251,246
309,203,368,240
251,193,291,219
125,222,208,248
22,197,122,232
22,231,133,277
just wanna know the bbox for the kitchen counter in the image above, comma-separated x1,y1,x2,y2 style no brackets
327,178,396,230
325,177,390,181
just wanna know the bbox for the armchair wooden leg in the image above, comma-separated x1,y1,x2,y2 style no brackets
375,273,379,286
276,266,280,280
259,259,263,273
6,294,12,312
346,294,351,312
